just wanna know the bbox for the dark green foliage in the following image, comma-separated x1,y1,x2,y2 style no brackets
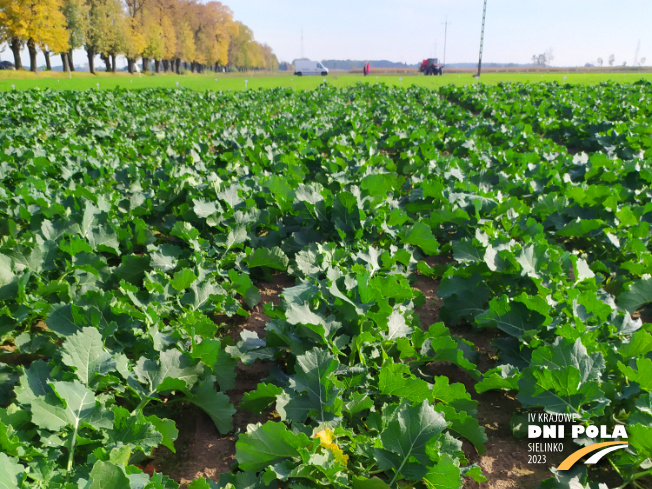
0,81,651,488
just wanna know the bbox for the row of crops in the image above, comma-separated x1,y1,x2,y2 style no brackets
0,81,651,489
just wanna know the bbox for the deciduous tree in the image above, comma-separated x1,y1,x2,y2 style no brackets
122,17,146,73
0,0,276,75
0,0,69,72
85,0,123,74
228,21,255,70
175,21,195,73
61,0,88,71
145,0,176,71
142,22,164,72
259,43,278,71
123,0,147,72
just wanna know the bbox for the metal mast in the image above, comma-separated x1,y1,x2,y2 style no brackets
442,16,451,66
477,0,488,77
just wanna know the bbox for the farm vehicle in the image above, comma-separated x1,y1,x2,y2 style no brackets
419,58,444,76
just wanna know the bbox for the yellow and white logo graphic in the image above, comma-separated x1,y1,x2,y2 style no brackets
557,441,629,471
527,414,628,470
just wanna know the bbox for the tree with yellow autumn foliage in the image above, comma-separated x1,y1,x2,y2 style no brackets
0,0,69,71
143,0,176,72
194,1,236,71
123,0,147,73
228,21,271,72
0,0,277,74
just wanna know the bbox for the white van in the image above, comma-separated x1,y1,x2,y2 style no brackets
293,60,328,76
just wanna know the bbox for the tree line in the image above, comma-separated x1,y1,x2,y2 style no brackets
0,0,278,74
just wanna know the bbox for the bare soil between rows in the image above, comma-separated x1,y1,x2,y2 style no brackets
156,267,564,488
413,264,559,488
154,274,293,486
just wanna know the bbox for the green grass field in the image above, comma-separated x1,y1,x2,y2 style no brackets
1,69,651,91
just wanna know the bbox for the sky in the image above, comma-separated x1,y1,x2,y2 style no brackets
224,0,651,67
6,0,650,69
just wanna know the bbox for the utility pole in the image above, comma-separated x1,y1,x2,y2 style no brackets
442,16,452,66
477,0,488,78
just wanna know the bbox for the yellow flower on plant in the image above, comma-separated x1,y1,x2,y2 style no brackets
314,428,349,465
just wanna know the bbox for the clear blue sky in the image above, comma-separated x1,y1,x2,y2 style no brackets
225,0,651,67
8,0,650,69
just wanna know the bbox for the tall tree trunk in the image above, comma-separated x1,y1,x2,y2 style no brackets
100,54,111,72
127,58,134,74
176,59,181,74
68,50,75,71
44,51,52,71
162,59,168,72
142,57,149,73
10,38,22,69
27,38,38,73
111,54,117,73
154,59,160,73
61,53,69,72
86,47,95,75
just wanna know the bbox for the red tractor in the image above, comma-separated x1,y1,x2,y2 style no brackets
419,58,444,76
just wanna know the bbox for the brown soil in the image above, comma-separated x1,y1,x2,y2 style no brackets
460,390,572,489
156,261,578,488
0,322,51,365
155,273,294,487
412,266,564,488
